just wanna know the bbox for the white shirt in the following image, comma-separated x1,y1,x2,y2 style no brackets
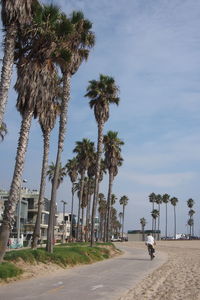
146,235,155,245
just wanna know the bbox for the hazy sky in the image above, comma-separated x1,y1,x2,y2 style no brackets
1,0,200,236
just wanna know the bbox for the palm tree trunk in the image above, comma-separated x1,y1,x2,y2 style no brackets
76,195,81,241
0,25,17,127
79,172,85,242
90,121,104,247
0,109,33,261
122,205,125,240
106,171,114,242
165,203,168,239
32,130,50,249
174,206,176,239
46,74,70,253
85,181,91,242
151,202,154,233
70,184,75,241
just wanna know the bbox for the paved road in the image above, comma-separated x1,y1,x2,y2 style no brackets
0,244,167,300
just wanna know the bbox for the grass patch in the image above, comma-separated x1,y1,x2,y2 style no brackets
0,262,23,280
4,243,113,267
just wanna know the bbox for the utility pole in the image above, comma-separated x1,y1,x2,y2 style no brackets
61,200,67,243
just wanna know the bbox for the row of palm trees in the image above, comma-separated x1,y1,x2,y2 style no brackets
187,198,195,236
0,2,128,261
148,193,179,239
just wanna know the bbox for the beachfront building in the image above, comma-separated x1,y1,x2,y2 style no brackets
128,230,161,241
0,188,59,243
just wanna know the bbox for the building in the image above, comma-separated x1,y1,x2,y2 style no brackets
0,188,58,243
128,230,161,241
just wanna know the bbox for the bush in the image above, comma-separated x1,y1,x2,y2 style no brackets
0,262,23,279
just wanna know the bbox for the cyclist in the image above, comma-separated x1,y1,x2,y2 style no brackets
145,233,156,259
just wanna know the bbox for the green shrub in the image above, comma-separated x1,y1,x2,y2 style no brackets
0,262,23,279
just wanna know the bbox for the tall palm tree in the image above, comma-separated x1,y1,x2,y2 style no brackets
32,100,60,249
119,212,123,237
170,197,178,239
46,161,67,251
103,131,123,241
0,122,7,141
73,139,95,241
119,195,129,240
85,76,120,246
66,157,78,241
162,193,170,239
155,194,162,240
149,192,156,233
140,217,146,241
188,209,195,236
0,0,38,127
151,209,159,238
47,10,95,250
0,40,60,262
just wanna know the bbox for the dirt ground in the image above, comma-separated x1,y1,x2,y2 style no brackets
119,240,200,300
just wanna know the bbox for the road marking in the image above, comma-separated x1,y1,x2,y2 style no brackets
91,284,104,291
52,281,64,286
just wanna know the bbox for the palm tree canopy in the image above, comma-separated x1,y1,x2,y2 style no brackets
188,218,194,226
85,74,120,124
104,131,124,175
66,157,78,183
73,138,95,173
170,197,178,207
151,209,159,219
39,98,61,133
47,161,66,188
149,192,156,203
188,209,195,217
0,122,7,141
111,194,117,206
119,195,129,207
187,198,195,208
140,217,147,227
155,194,162,205
162,193,170,204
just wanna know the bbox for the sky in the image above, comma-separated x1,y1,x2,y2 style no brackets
1,0,200,236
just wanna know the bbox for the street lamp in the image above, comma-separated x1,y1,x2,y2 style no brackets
17,179,27,245
61,200,67,243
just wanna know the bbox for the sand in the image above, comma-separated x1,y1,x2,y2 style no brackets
119,240,200,300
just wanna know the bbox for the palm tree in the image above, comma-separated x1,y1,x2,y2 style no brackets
170,197,178,239
140,217,147,241
187,218,194,237
47,10,95,250
151,209,159,238
32,100,60,249
162,193,170,239
155,194,162,240
0,8,62,259
119,195,129,240
73,139,95,241
46,161,67,252
149,192,156,232
188,209,195,236
85,76,120,246
0,0,38,127
0,122,7,141
103,131,123,241
187,198,195,236
119,212,123,237
66,157,78,241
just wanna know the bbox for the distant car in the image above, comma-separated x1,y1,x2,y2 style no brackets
111,237,121,242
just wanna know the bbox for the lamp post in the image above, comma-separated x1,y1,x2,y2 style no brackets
17,179,27,245
61,200,67,243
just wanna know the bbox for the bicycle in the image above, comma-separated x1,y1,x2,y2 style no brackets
147,244,155,260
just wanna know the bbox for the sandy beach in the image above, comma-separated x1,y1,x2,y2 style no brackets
119,240,200,300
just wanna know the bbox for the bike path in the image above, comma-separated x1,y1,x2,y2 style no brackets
0,244,168,300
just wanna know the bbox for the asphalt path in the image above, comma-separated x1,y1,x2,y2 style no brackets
0,244,167,300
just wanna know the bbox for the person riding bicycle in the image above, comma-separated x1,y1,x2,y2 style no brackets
145,233,156,259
